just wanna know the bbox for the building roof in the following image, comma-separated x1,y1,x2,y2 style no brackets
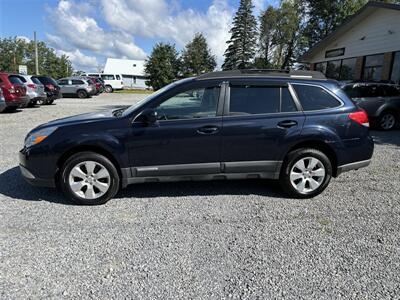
103,58,146,76
300,1,400,62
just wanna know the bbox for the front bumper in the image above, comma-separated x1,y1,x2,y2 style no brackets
19,149,56,187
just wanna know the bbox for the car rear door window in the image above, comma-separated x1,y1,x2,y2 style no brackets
58,79,69,85
293,85,341,111
229,85,297,115
72,80,84,85
383,85,400,97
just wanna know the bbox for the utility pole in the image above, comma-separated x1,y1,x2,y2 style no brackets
34,31,39,75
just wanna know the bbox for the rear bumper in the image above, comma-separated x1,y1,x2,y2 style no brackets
336,159,371,176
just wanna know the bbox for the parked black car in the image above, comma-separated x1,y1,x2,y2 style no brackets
20,70,374,205
31,76,62,105
342,82,400,130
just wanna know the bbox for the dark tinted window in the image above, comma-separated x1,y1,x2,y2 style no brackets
101,74,115,80
294,85,341,110
72,79,84,85
8,75,24,84
155,87,220,120
281,88,297,112
229,86,297,115
18,76,27,83
31,77,41,84
383,85,400,97
33,76,58,85
116,75,121,80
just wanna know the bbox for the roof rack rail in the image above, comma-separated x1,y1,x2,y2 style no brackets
197,69,326,80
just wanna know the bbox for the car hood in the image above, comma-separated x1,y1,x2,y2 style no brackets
33,109,118,132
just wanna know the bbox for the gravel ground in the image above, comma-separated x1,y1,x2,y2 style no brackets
0,93,399,299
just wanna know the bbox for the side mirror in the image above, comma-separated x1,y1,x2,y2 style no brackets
136,108,158,124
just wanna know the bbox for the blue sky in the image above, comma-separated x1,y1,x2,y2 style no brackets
0,0,278,71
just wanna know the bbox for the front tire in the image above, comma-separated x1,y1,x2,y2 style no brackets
280,148,332,198
60,152,120,205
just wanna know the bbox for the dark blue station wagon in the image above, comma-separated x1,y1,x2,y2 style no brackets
19,70,374,205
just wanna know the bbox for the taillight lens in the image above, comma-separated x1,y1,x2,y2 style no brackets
46,84,55,90
349,110,369,127
27,84,36,89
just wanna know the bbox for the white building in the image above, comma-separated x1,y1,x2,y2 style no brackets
103,58,148,89
300,1,400,84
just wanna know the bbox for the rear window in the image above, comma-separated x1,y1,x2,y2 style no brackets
8,75,24,85
116,75,121,80
383,85,400,97
293,85,341,111
18,76,27,83
33,76,58,85
229,85,297,115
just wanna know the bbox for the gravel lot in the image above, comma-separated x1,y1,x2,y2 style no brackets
0,93,399,299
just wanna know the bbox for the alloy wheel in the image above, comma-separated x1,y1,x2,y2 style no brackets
290,157,326,194
380,113,396,130
68,161,111,199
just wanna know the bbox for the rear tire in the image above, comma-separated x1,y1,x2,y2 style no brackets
60,152,120,205
378,111,397,131
37,98,45,105
105,85,113,93
46,99,54,105
77,90,88,99
279,148,332,198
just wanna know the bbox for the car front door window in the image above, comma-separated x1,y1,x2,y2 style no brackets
155,87,220,120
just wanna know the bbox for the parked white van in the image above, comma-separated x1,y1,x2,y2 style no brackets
84,73,124,93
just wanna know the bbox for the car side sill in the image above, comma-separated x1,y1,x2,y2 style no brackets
120,161,282,188
336,159,371,176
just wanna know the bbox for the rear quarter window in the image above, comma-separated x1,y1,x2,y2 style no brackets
293,85,342,111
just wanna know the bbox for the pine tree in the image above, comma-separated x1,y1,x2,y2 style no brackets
256,5,278,69
181,33,216,76
144,43,180,90
222,0,257,70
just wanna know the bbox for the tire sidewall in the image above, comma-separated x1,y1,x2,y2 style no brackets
105,85,113,93
60,152,120,205
280,149,332,198
78,90,87,99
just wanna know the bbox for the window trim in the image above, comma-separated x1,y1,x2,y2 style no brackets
223,82,303,118
290,83,344,112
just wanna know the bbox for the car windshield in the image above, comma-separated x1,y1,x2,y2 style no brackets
120,78,193,117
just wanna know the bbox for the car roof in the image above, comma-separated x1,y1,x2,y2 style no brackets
196,69,327,81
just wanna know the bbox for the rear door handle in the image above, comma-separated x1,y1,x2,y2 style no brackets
197,126,220,135
277,120,298,128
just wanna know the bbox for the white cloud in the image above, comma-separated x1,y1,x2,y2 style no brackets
47,0,146,70
56,49,99,71
16,36,31,43
100,0,233,66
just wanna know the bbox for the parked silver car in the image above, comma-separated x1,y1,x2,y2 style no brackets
17,75,47,107
57,77,96,98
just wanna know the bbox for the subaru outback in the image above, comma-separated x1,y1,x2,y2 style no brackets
19,70,374,205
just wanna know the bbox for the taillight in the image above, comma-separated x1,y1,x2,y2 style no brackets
9,86,16,94
46,84,55,90
27,83,36,89
349,110,369,127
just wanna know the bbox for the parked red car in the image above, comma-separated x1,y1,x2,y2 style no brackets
0,72,29,112
84,77,102,95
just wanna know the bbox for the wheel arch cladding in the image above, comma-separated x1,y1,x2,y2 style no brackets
284,140,338,177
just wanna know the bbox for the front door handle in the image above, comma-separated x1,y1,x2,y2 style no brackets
277,120,298,128
197,126,220,135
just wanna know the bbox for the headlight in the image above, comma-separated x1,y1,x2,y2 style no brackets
25,127,58,148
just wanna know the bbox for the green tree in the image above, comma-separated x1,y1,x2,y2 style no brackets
0,36,73,78
222,0,258,70
255,6,278,69
144,43,180,90
181,33,216,76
